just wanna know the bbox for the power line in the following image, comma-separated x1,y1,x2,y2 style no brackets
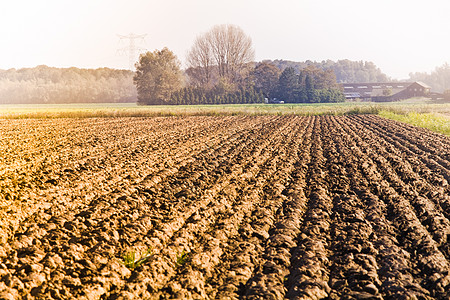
117,33,147,70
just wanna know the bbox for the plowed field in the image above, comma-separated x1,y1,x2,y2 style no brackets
1,115,449,300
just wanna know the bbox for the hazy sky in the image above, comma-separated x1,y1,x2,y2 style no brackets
1,0,449,79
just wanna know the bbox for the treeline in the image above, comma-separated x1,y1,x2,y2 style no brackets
0,65,137,104
167,64,344,105
272,65,345,103
169,86,264,105
1,23,396,105
268,59,390,83
0,58,388,105
135,25,347,105
409,63,450,93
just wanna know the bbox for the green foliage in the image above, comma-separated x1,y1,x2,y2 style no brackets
134,48,184,105
3,102,450,120
379,111,450,136
121,248,153,270
345,105,381,115
277,67,298,102
273,66,344,104
166,86,264,105
176,250,189,267
383,88,393,96
267,59,389,83
253,62,281,99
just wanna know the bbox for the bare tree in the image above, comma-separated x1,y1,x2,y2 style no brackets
186,35,214,87
186,24,255,89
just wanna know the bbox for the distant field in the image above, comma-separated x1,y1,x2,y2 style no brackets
1,100,449,135
1,102,377,118
1,99,450,117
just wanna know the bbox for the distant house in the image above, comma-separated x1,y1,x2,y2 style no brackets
341,82,431,102
404,82,431,98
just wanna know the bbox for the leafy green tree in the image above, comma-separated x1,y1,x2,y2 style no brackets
253,62,281,99
134,48,184,105
266,59,389,83
276,67,298,102
383,88,392,96
272,65,344,104
305,75,316,103
300,65,338,89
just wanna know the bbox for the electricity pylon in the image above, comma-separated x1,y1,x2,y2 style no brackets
117,33,147,70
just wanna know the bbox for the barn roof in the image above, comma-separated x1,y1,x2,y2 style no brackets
342,81,431,100
413,81,431,89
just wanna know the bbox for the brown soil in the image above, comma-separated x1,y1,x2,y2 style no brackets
0,115,449,299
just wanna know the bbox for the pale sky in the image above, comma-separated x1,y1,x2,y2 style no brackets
0,0,449,79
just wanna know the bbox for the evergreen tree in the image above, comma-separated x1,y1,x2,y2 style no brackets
305,75,314,103
276,67,298,102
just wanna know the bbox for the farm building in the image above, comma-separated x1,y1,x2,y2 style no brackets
341,81,431,102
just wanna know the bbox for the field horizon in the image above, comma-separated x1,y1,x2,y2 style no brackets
1,100,449,136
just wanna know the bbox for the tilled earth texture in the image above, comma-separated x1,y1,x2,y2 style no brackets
0,115,450,300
